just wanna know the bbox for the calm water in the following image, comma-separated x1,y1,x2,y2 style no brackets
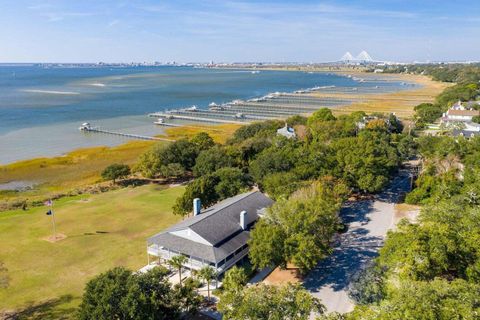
0,66,408,164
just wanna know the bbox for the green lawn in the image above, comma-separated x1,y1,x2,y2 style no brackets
0,184,184,318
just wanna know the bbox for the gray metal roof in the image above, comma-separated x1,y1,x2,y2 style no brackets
148,190,273,263
452,129,480,138
149,230,251,263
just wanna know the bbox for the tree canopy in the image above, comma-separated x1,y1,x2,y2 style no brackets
78,266,200,320
249,178,349,274
307,108,336,125
136,133,216,178
345,133,480,319
101,163,131,183
218,283,324,320
173,167,250,216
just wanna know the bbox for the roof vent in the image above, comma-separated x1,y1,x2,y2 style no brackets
240,210,247,230
193,198,201,216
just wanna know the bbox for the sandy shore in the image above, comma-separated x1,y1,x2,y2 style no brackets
219,65,448,118
325,72,451,118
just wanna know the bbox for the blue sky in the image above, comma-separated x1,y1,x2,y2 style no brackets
0,0,479,63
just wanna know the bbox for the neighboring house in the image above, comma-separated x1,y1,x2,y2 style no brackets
441,101,480,123
147,191,274,275
452,129,480,139
356,115,393,130
277,123,296,139
465,122,480,132
356,116,376,130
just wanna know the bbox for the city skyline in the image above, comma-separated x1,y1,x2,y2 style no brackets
1,0,479,63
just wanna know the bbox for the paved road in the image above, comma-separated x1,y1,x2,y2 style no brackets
304,169,412,314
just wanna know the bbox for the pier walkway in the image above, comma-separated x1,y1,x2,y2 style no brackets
81,127,173,142
149,113,249,125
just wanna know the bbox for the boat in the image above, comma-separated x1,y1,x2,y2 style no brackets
209,105,224,111
79,122,91,131
154,119,181,127
251,71,260,74
184,105,198,112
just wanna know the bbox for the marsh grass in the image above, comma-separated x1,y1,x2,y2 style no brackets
0,141,158,202
163,123,242,143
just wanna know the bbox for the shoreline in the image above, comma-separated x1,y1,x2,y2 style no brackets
0,123,240,202
1,68,426,166
0,70,443,198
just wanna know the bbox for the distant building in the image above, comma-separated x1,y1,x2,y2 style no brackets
441,101,480,124
277,123,296,139
147,191,274,275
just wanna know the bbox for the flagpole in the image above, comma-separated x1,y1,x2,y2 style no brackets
51,199,57,240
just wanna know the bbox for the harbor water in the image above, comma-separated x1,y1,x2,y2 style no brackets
0,66,413,164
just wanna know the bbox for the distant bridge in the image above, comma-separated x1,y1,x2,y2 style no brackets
341,51,373,62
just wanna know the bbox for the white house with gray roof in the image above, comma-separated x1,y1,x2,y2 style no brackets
147,191,273,275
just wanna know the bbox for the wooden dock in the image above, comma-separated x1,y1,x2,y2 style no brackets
81,127,173,142
149,113,249,125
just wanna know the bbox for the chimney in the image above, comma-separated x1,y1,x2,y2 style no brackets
193,198,201,216
240,210,247,230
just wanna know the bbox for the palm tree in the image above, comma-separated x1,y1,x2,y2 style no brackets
199,266,216,301
168,255,188,286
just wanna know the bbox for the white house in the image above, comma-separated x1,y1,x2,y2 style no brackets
441,101,480,123
146,191,274,275
277,123,296,139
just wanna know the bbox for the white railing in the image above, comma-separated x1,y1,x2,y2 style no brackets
147,244,250,274
217,247,249,274
147,244,211,271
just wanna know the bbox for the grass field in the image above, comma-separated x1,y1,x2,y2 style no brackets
0,184,184,318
